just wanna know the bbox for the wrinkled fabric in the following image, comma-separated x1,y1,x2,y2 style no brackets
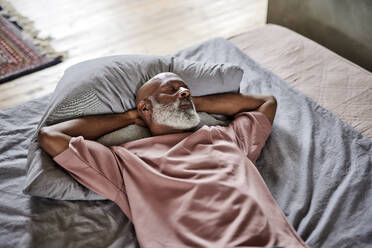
54,112,307,248
0,95,138,248
1,31,372,248
24,55,242,200
229,24,372,140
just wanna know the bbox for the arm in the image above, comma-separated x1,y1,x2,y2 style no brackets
193,93,277,124
38,109,145,157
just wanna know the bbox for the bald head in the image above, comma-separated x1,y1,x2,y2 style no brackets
136,72,184,104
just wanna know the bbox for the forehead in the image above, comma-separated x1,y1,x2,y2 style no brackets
136,73,188,102
155,72,185,86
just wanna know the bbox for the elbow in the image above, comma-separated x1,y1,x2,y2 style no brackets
267,95,278,123
269,95,277,108
267,95,277,114
38,126,47,138
258,95,277,125
38,126,71,157
260,95,277,110
38,126,58,151
38,127,50,149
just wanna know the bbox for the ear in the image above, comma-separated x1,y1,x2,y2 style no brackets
137,100,152,119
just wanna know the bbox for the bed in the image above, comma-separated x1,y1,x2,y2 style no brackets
0,24,371,248
229,24,372,140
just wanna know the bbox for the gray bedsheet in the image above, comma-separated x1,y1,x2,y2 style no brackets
0,37,371,248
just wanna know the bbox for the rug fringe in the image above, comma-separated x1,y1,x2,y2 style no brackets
0,0,67,59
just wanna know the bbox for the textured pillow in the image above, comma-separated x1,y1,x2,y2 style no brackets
24,55,243,200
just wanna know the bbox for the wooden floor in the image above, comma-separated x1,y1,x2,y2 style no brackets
0,0,268,109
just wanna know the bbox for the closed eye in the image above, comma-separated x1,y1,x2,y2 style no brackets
161,82,189,94
161,87,175,94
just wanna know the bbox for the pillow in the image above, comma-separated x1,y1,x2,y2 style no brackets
23,55,243,200
97,113,230,147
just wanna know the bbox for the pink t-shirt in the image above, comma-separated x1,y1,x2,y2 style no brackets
54,111,308,248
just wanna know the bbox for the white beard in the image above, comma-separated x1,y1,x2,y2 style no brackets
150,97,200,130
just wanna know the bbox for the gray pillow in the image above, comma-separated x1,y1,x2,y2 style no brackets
97,113,230,147
23,55,243,200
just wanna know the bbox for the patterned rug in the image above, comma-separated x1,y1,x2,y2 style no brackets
0,1,64,84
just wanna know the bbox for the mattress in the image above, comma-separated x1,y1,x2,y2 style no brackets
0,25,371,248
229,24,372,140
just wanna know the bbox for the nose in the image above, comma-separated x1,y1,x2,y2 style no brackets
177,87,190,99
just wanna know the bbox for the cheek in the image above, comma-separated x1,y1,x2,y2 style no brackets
144,111,153,124
146,108,153,117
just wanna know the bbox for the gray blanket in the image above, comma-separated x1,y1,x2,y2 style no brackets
0,37,371,248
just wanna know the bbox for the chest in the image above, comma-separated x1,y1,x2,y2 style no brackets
128,128,246,182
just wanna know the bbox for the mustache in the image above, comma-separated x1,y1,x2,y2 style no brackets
159,98,194,110
179,98,192,104
178,98,194,109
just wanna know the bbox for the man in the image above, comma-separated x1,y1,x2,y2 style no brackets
38,72,308,247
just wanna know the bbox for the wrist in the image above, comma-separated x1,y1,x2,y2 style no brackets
121,110,138,125
192,96,202,112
